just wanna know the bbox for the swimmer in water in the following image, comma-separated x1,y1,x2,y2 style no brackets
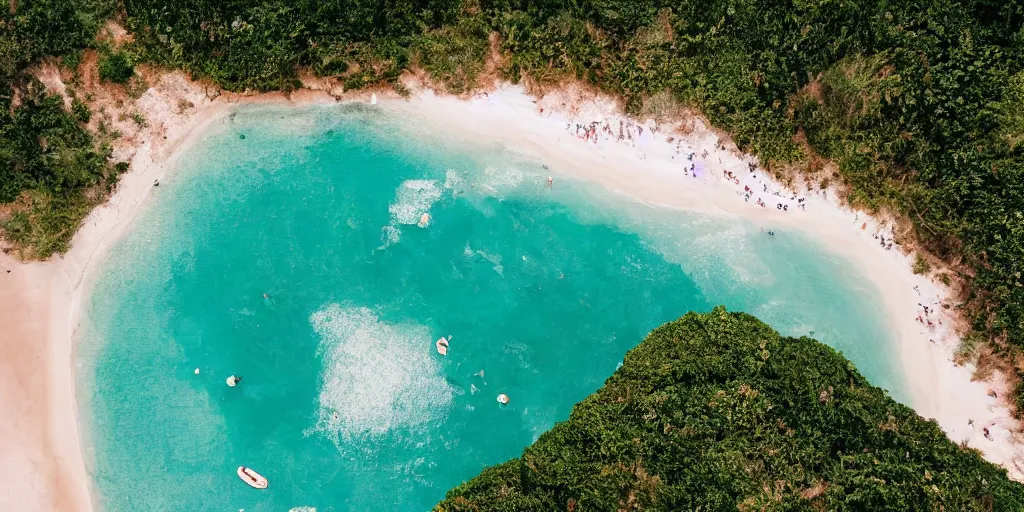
263,293,270,299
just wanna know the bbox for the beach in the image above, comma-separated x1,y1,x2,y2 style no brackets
1,69,1021,509
394,84,1024,473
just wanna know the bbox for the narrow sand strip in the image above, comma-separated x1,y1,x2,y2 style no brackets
1,76,1019,511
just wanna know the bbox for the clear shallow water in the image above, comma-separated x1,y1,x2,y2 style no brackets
79,104,904,511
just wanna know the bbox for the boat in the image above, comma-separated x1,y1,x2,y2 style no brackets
435,336,450,355
237,466,268,489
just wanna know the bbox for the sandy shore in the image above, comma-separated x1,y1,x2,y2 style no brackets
0,69,340,511
388,83,1024,477
1,74,1021,510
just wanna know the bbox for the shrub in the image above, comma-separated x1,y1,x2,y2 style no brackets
71,98,91,123
98,50,135,83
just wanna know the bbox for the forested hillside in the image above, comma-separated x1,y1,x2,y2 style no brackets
2,2,1023,402
436,308,1024,511
0,0,121,257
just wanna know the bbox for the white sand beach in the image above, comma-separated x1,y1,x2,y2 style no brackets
1,71,1021,510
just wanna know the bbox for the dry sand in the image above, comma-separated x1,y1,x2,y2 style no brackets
1,75,1021,510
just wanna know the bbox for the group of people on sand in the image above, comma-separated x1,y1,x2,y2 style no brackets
968,417,999,441
730,163,808,213
874,232,895,251
566,118,652,147
915,300,943,329
558,110,818,215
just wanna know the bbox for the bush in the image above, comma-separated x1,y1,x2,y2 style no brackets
98,50,135,83
71,98,91,123
913,254,931,275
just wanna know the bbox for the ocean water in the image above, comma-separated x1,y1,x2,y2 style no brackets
78,103,904,511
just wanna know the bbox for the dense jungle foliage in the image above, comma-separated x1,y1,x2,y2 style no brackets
0,0,118,257
436,308,1024,511
2,1,1023,399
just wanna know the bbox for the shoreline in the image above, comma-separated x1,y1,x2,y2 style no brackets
390,83,1024,476
2,72,1020,509
0,70,342,511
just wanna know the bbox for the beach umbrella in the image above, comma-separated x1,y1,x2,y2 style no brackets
692,161,705,178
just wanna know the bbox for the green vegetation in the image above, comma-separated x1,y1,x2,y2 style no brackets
913,254,931,275
1,0,118,257
437,308,1024,511
97,48,135,83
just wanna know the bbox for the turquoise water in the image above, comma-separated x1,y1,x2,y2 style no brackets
79,103,903,511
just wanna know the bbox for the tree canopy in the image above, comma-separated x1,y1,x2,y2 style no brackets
0,0,117,257
436,308,1024,511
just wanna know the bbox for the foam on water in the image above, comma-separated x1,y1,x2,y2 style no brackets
380,179,443,247
658,220,775,294
443,169,467,195
478,165,529,195
389,180,442,225
308,305,454,443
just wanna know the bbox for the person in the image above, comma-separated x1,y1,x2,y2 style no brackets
153,179,160,187
547,176,553,188
263,293,270,299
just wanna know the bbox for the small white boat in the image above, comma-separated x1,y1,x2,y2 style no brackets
435,336,450,356
237,466,268,489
